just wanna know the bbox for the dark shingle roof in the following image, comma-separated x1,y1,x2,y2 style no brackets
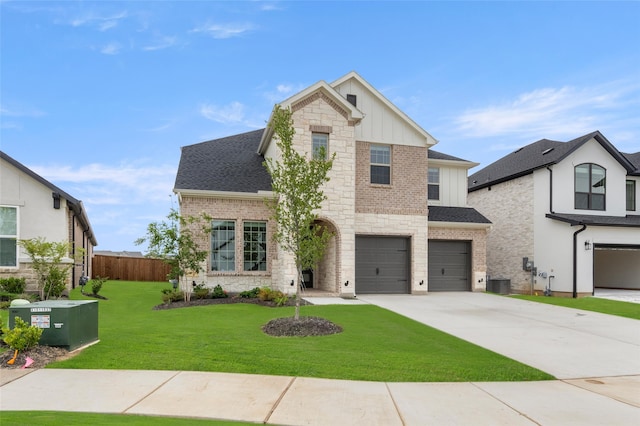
174,129,272,193
546,213,640,227
468,131,639,191
428,206,492,224
623,152,640,175
428,149,471,162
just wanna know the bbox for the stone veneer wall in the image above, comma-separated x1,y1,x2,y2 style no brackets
467,174,535,293
428,226,488,291
355,142,428,215
180,195,277,292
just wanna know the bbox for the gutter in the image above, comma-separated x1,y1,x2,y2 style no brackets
572,224,587,298
547,166,554,213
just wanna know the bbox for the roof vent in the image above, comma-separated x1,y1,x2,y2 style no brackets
513,147,524,154
346,94,357,107
542,148,555,155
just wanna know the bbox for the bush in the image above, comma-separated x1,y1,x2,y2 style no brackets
90,276,107,295
0,277,26,294
273,292,289,307
44,268,67,299
193,283,210,299
161,288,184,304
258,287,286,304
211,284,228,299
239,287,260,298
2,317,43,351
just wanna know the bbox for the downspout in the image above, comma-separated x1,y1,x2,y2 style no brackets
572,224,587,298
71,209,77,289
546,167,554,213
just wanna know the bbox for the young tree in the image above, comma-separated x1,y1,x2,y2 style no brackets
263,105,335,320
135,209,211,302
18,237,82,300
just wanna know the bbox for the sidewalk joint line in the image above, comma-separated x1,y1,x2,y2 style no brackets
122,370,181,414
263,376,296,424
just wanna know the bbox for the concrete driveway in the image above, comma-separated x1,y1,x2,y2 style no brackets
358,293,640,379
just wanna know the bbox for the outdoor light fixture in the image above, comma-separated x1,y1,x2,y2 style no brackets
419,280,424,286
584,241,592,251
290,280,294,286
344,280,349,287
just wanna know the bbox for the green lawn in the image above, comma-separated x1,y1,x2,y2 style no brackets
511,295,640,320
26,280,552,382
0,412,253,425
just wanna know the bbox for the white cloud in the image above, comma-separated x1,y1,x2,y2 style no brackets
70,11,128,31
100,42,121,55
454,81,640,141
190,22,254,39
142,36,178,51
200,102,245,124
1,104,46,117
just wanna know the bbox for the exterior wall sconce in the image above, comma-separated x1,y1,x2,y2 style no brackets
52,192,61,209
344,280,349,287
419,280,424,286
290,280,295,286
584,241,592,251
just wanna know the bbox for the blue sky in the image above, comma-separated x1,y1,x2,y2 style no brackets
1,1,639,252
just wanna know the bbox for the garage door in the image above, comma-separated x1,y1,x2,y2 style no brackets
356,236,410,294
428,241,471,291
594,244,640,290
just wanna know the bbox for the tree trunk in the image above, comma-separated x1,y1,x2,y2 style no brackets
294,266,303,320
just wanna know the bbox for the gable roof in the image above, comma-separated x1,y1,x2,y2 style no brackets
0,151,98,246
468,131,639,192
174,129,272,194
428,149,479,168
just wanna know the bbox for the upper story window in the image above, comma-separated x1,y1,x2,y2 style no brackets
428,167,440,200
0,206,18,267
312,133,329,160
211,220,235,272
370,145,391,185
243,221,267,271
627,180,636,211
575,163,606,211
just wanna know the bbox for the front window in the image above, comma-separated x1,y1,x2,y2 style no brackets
428,167,440,200
0,206,18,267
312,133,329,160
575,163,606,211
211,220,235,271
243,221,267,271
627,180,636,211
370,145,391,185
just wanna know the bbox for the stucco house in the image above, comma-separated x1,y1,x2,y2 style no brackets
0,151,97,293
174,71,490,296
468,131,640,297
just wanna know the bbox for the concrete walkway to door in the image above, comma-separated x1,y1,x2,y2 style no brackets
358,293,640,380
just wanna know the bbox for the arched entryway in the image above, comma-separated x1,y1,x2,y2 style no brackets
303,218,340,293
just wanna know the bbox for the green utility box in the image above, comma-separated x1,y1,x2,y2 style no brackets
9,300,98,350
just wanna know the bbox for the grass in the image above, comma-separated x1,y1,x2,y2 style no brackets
512,295,640,320
0,412,254,425
35,280,554,382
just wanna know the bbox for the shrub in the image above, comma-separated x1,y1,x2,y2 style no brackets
2,317,43,351
258,286,274,301
0,277,26,294
90,276,107,295
239,287,260,298
161,288,184,304
273,292,289,307
193,283,210,299
211,284,228,299
44,267,67,299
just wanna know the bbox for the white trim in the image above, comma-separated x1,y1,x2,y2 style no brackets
174,188,275,200
428,221,491,230
428,158,479,169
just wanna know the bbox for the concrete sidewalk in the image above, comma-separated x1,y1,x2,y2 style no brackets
1,368,639,425
358,293,640,379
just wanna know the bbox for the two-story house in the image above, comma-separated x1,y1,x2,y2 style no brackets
174,71,490,296
0,151,97,293
468,131,640,297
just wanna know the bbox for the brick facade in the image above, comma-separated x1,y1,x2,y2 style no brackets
467,174,534,293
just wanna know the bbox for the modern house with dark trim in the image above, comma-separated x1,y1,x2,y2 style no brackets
468,131,640,296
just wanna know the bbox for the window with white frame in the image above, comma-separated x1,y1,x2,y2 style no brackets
370,145,391,185
211,220,235,271
627,180,636,211
575,163,606,211
0,206,18,267
428,167,440,200
312,133,329,160
243,221,267,271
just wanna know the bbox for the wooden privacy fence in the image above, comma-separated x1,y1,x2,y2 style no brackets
92,255,172,282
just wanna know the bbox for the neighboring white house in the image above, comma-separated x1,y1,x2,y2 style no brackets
174,71,490,296
0,151,97,293
468,131,640,297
